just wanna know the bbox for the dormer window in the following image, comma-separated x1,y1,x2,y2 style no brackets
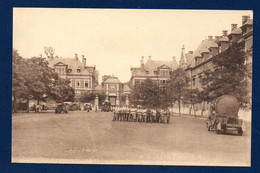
154,71,158,75
67,69,72,73
160,69,169,77
77,69,81,73
55,67,65,75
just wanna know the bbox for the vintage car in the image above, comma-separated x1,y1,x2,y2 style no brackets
101,101,111,112
84,103,92,112
55,103,68,114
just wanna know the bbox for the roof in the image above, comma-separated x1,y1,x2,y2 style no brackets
185,52,194,67
193,39,218,57
143,59,178,71
242,19,253,26
123,84,131,92
95,84,103,91
104,76,122,84
230,28,242,35
47,57,94,74
219,36,229,42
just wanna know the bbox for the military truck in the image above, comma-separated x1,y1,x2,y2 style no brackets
206,95,245,135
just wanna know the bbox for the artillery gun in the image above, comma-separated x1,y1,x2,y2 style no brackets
206,95,245,135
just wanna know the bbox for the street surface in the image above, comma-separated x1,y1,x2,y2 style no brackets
12,111,251,166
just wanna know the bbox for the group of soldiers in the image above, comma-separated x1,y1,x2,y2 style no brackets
112,107,170,123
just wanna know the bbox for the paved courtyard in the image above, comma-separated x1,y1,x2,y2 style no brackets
12,111,251,166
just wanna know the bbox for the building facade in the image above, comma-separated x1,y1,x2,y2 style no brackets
47,53,98,98
184,15,253,113
130,56,178,93
95,75,131,106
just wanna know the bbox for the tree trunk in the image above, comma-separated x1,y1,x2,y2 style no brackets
27,99,30,113
192,103,196,118
178,99,181,116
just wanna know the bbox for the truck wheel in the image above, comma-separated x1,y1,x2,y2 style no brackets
238,128,243,136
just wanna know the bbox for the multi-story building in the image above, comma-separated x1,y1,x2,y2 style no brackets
95,75,131,106
184,15,253,113
47,53,98,98
130,56,178,93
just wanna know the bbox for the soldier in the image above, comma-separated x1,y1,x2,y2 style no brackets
156,109,161,123
137,107,142,122
146,109,152,123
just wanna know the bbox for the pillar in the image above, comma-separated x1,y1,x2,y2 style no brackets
126,94,129,107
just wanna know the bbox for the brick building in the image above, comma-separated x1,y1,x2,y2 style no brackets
184,15,253,113
130,56,178,93
47,53,98,98
95,75,131,106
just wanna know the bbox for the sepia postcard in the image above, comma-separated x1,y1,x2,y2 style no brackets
12,8,252,166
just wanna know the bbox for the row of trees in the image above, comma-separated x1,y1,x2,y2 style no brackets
12,49,75,112
130,43,251,115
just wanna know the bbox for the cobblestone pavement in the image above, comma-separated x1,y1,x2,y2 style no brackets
12,111,251,166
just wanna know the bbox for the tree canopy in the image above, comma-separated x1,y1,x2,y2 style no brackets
12,49,75,112
130,78,160,108
200,43,250,107
167,68,191,115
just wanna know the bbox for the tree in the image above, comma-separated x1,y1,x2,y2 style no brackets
130,79,160,108
167,68,190,116
12,50,75,112
12,49,30,112
79,92,96,103
44,46,55,58
200,43,250,107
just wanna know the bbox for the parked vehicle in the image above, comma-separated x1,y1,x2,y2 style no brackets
101,101,111,112
206,95,245,135
68,103,81,111
55,104,68,114
84,103,92,112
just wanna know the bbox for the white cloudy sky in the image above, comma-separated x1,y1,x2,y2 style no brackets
13,8,252,83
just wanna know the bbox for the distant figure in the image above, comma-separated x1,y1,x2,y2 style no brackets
95,105,98,112
36,104,41,112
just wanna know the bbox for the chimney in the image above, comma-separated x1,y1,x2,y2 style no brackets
148,56,151,61
222,30,228,36
208,36,213,40
231,24,238,31
215,36,220,42
82,55,86,66
242,15,250,25
140,56,144,69
75,53,78,60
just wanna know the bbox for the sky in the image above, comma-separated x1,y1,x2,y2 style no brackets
13,9,253,83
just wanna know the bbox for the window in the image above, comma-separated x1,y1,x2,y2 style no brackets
193,78,196,87
160,80,166,85
77,69,81,73
55,67,66,75
160,69,169,77
84,80,89,88
75,80,80,88
145,71,149,74
69,79,72,87
67,69,72,73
